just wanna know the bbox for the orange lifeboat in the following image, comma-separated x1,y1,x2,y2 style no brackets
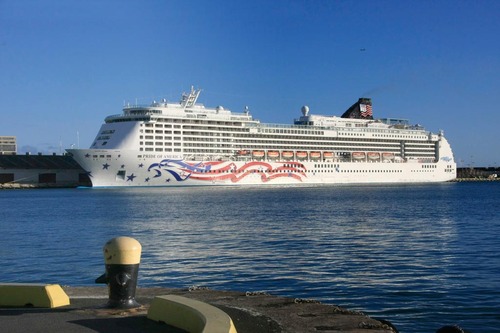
368,152,380,160
382,152,395,160
323,152,334,159
252,150,265,158
310,151,321,160
282,151,294,159
296,151,308,160
352,152,366,160
267,151,280,159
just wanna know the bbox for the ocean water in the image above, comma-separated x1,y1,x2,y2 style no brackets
1,182,499,332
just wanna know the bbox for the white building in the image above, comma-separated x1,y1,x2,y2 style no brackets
0,136,16,155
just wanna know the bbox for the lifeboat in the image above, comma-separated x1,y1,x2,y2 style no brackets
352,152,366,160
323,152,334,159
282,151,294,159
310,151,321,160
267,151,280,159
367,152,380,160
296,151,308,160
237,150,249,155
382,152,395,160
252,150,265,158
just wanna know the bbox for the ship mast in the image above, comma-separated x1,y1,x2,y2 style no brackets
181,86,201,110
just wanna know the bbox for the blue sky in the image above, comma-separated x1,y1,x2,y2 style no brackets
1,0,499,167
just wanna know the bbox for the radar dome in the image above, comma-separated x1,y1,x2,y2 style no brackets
301,105,310,116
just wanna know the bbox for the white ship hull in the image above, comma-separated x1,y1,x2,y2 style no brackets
68,149,456,187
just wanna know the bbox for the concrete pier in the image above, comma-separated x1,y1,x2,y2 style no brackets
0,286,397,332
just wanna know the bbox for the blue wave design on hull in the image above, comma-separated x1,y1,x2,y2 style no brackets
147,159,207,182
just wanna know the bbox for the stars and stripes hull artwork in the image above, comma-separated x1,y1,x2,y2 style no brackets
67,87,456,187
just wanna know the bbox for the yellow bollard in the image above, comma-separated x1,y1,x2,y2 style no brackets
95,236,142,308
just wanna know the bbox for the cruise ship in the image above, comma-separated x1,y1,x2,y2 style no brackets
67,87,456,187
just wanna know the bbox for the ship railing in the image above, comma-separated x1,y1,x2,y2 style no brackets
123,104,158,109
244,122,328,130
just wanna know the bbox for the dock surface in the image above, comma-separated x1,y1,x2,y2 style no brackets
0,286,396,332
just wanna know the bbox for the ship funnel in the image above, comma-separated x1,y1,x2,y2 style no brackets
341,98,373,119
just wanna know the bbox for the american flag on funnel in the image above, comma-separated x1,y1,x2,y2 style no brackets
360,104,372,117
